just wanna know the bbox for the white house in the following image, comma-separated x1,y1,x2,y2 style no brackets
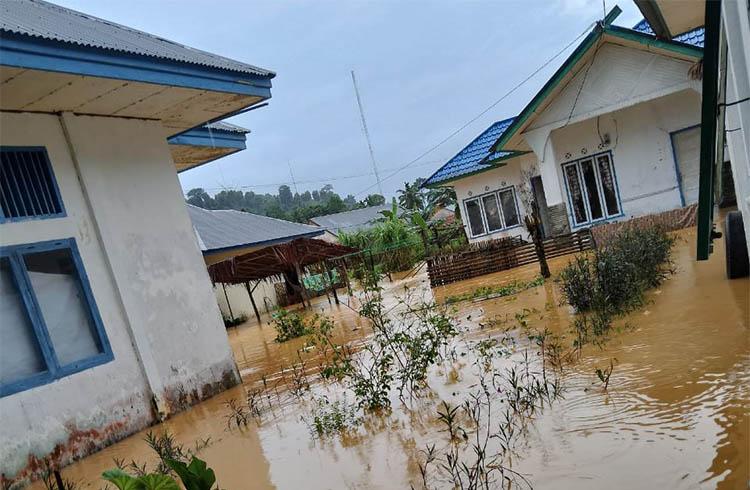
423,8,706,244
0,0,274,482
634,0,750,278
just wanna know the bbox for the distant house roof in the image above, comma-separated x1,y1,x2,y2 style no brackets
187,205,323,256
422,118,518,187
309,205,390,236
0,0,274,78
632,19,705,47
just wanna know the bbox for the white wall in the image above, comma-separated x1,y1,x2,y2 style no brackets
451,153,536,243
723,0,750,251
215,280,279,322
529,42,697,132
0,112,239,480
547,89,701,228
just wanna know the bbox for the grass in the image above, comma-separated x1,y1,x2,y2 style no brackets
443,276,544,305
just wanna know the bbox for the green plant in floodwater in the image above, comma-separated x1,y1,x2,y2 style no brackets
304,396,362,437
311,280,459,411
436,401,463,441
444,276,544,305
111,431,211,479
560,226,675,318
595,359,615,390
224,398,251,429
39,460,81,490
422,386,533,490
103,456,216,490
271,309,310,342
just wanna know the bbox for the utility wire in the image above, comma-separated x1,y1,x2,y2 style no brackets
184,159,444,194
351,19,597,198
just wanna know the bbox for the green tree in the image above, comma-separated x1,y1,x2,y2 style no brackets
278,185,294,209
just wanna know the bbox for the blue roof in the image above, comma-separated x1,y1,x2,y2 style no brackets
632,19,704,47
423,118,516,187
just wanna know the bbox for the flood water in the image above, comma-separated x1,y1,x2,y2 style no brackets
37,228,748,489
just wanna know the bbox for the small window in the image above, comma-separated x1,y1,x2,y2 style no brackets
562,152,621,227
465,198,486,236
0,239,112,397
464,186,521,237
481,194,503,232
0,147,65,223
499,189,520,227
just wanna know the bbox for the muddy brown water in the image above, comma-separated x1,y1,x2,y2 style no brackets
34,228,748,489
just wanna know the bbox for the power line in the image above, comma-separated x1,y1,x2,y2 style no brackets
351,19,597,198
184,159,444,194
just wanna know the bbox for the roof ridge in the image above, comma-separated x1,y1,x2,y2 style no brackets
2,0,275,77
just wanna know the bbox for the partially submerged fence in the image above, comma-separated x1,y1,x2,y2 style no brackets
426,230,594,287
590,204,697,247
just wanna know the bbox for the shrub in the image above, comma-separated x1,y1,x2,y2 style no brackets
560,225,674,318
271,309,309,342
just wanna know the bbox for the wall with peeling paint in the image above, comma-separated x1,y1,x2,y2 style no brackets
0,112,240,482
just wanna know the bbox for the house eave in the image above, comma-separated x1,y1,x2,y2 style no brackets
0,31,273,97
489,9,703,155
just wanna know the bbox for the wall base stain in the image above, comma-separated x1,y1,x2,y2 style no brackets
2,366,240,487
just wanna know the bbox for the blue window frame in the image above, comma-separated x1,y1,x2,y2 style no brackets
0,146,66,223
561,151,623,228
0,238,112,397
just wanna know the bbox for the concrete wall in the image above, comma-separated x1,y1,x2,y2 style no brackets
215,280,279,322
547,89,701,228
0,112,239,481
451,153,536,243
448,89,700,242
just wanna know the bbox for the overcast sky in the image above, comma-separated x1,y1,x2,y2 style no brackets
58,0,642,200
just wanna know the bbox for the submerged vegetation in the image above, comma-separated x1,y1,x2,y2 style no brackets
102,431,217,490
311,268,459,410
444,276,545,305
560,226,674,317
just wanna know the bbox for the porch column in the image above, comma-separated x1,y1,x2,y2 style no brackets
523,127,571,236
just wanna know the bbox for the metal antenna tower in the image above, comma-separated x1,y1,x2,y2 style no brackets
287,160,299,195
351,70,384,196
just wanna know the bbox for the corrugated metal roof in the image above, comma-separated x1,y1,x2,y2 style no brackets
187,205,323,253
204,121,249,134
0,0,275,78
309,204,390,235
632,19,705,47
422,118,515,187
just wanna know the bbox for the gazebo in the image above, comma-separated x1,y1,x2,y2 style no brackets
188,205,356,322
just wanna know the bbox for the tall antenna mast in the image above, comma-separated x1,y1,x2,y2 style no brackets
287,160,299,195
351,70,384,196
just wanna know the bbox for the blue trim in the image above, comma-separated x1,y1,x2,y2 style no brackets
0,32,272,97
669,124,701,208
0,238,113,397
560,150,624,229
168,129,247,150
201,229,325,257
0,146,67,224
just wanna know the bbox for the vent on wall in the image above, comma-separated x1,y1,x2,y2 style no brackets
0,147,65,223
